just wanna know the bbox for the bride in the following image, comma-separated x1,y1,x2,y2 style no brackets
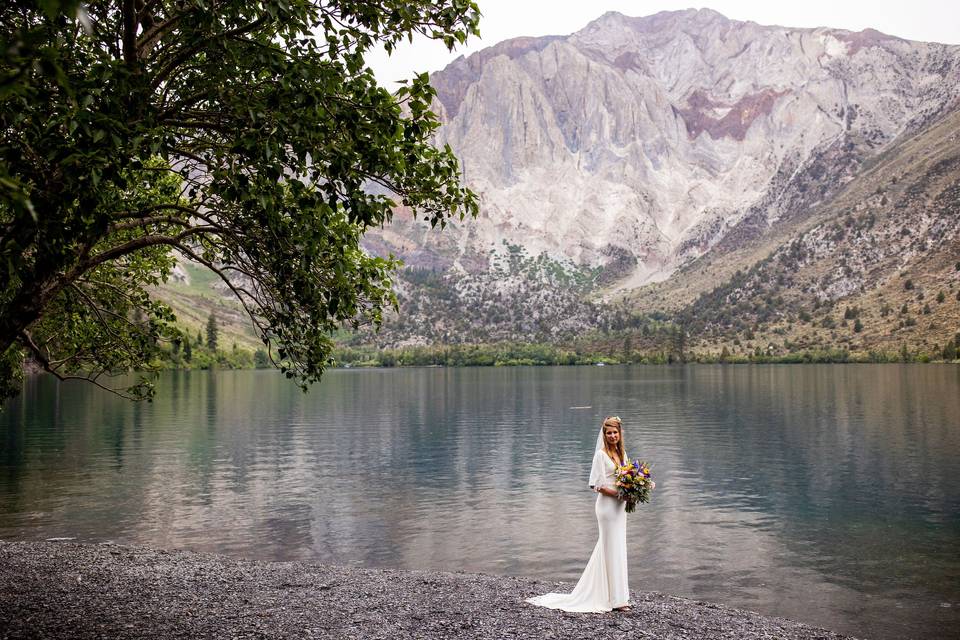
526,416,635,613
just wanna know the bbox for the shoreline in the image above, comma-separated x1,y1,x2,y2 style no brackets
18,358,958,385
0,540,857,639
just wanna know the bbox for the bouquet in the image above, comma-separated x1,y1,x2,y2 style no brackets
615,459,654,513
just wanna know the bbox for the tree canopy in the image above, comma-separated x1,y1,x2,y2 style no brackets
0,0,480,399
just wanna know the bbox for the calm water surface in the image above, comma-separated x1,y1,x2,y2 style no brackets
2,365,959,639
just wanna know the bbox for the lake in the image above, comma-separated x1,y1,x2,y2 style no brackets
2,365,958,639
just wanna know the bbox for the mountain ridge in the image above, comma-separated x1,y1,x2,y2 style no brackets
155,10,960,360
371,8,960,289
350,9,960,356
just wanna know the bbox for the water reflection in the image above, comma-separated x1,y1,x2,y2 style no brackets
1,365,958,639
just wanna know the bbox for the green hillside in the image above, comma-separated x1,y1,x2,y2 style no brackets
153,262,263,353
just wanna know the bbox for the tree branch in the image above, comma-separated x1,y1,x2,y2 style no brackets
19,330,143,401
111,203,202,221
158,87,217,119
108,215,193,234
159,119,234,134
136,0,166,23
122,0,138,68
68,282,145,340
151,16,271,90
73,226,218,278
171,242,270,337
137,8,189,57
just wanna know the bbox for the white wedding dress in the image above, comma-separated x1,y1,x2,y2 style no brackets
526,435,629,612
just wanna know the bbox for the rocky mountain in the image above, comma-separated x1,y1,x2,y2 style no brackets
660,105,960,359
156,10,960,358
373,9,960,288
357,9,960,354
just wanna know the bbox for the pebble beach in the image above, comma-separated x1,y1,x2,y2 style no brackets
0,541,857,639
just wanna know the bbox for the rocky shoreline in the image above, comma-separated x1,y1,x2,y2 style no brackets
0,541,856,639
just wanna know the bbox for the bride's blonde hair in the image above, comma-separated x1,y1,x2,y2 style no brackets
602,416,625,463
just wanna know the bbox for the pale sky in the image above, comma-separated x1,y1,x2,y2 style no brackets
368,0,960,88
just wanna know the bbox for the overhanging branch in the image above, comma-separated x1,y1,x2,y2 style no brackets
77,226,218,275
19,330,143,401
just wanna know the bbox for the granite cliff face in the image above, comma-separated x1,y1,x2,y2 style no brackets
375,9,960,288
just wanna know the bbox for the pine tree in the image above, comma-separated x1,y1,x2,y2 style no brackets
673,326,687,363
206,314,219,351
183,340,193,362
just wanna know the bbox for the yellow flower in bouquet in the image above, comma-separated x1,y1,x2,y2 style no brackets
616,459,655,513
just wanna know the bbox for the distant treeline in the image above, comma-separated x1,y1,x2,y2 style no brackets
151,336,956,373
154,315,272,371
334,343,616,367
150,309,958,375
156,344,271,371
331,343,954,368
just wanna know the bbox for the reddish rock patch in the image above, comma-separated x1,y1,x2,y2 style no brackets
677,88,787,141
833,28,903,56
685,89,726,111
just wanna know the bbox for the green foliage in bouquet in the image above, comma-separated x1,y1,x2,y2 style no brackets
615,459,654,513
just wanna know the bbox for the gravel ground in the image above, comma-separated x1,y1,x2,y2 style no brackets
0,541,857,639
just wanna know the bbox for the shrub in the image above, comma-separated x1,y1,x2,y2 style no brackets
941,341,957,361
899,343,909,361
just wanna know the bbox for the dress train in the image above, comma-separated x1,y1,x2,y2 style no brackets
526,490,629,612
